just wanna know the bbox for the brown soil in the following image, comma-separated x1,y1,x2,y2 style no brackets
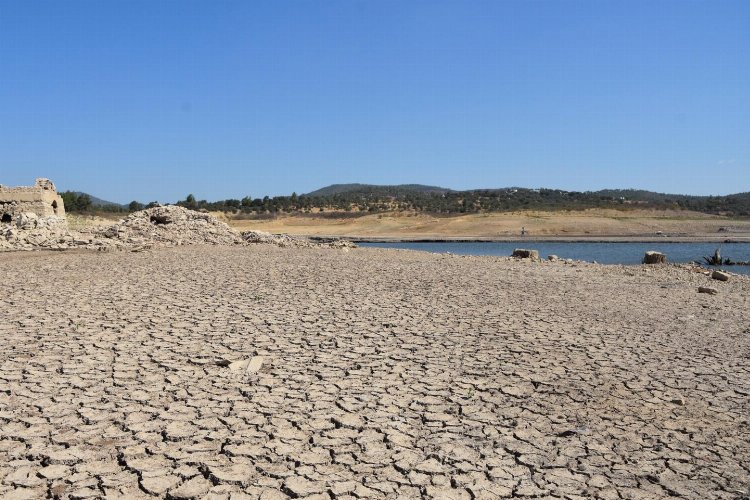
1,245,748,498
226,209,750,241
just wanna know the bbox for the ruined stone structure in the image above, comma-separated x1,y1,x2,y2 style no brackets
0,178,66,222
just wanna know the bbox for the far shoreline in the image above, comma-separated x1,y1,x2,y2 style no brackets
227,209,750,244
329,235,750,244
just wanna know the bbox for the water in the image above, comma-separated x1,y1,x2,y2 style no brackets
360,241,750,276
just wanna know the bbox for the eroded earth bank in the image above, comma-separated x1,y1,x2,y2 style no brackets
1,246,748,499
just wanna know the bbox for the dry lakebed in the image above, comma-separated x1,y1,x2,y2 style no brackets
1,245,748,499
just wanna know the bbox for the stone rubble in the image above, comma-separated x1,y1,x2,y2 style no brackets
243,230,356,249
0,212,84,252
93,205,245,248
0,205,354,252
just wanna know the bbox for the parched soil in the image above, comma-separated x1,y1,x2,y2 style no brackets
1,246,749,499
227,209,750,241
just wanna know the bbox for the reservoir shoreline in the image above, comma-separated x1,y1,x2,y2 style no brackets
333,235,750,243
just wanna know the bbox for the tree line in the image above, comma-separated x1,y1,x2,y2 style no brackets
61,187,750,217
169,188,750,216
60,192,160,214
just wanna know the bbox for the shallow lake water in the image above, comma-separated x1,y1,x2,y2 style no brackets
360,241,750,276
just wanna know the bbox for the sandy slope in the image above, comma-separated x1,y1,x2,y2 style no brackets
1,245,748,498
226,209,750,241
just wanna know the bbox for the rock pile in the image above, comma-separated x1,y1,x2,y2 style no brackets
1,205,356,252
243,230,356,249
94,205,245,248
0,212,87,251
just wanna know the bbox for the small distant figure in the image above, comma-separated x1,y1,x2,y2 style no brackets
521,226,526,236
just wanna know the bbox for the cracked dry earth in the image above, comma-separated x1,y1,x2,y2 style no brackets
1,246,749,500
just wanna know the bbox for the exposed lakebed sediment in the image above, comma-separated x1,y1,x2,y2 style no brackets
0,246,748,499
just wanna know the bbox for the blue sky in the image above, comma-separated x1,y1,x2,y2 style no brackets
1,0,748,203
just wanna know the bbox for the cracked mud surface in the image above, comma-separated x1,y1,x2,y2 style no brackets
1,246,749,499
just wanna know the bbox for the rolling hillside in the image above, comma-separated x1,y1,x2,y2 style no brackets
305,183,452,197
296,185,750,216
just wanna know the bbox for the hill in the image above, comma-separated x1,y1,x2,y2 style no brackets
305,183,452,197
63,184,750,217
60,191,127,213
70,192,124,208
228,207,750,240
293,185,750,216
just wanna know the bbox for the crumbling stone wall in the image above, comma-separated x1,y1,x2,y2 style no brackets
0,178,66,220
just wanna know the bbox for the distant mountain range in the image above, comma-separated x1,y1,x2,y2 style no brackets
305,183,452,197
299,184,750,216
305,184,750,204
67,184,750,216
70,191,125,208
309,184,750,200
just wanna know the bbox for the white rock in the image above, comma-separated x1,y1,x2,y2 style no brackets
246,356,264,374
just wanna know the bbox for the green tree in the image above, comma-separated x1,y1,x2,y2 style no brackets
77,194,92,212
60,191,77,210
128,200,144,212
60,191,92,212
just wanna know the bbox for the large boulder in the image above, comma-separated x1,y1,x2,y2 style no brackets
643,251,667,264
512,248,540,260
15,212,39,230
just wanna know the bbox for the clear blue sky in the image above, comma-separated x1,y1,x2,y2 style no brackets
1,0,748,203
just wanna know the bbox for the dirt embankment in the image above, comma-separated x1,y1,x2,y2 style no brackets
225,209,750,241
